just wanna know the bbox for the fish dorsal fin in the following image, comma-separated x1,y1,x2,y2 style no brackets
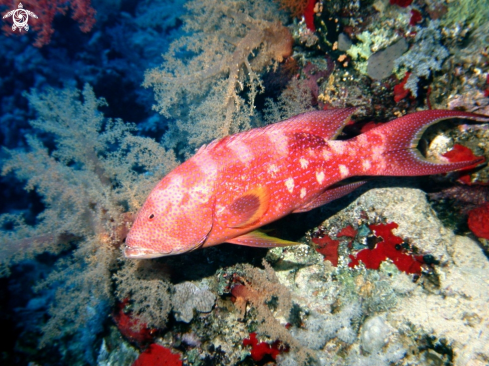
226,230,300,247
264,108,357,140
225,186,270,228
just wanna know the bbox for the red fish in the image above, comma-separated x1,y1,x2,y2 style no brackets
125,109,488,258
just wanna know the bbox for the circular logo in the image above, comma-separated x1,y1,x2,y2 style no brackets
2,3,38,32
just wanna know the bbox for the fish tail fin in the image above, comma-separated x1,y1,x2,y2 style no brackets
363,110,488,176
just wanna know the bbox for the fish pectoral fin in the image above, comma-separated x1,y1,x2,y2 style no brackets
292,181,367,213
226,230,301,248
225,186,270,228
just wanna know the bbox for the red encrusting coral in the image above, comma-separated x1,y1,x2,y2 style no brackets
468,203,489,240
409,9,423,26
243,332,285,362
303,0,317,31
132,344,182,366
393,73,412,103
312,234,340,266
0,0,96,47
337,225,358,248
485,74,489,97
389,0,413,7
442,144,485,185
113,299,156,346
348,222,425,274
337,225,357,239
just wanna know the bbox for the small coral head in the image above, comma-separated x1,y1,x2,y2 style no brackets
124,170,214,258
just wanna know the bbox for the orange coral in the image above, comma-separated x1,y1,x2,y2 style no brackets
276,0,309,18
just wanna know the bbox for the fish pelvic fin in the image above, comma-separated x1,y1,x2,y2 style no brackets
363,110,489,176
226,230,301,248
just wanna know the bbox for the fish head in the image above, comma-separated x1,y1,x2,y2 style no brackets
124,173,214,258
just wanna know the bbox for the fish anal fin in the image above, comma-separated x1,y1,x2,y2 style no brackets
226,186,270,228
293,181,367,213
226,230,300,247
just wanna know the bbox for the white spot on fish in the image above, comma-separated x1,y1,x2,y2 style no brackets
322,148,332,161
377,157,387,172
300,158,309,169
362,160,371,171
285,177,294,193
328,141,347,154
316,171,325,185
339,164,349,178
371,145,383,159
228,139,254,164
193,149,218,178
355,133,368,146
268,163,279,178
267,130,288,156
215,204,226,215
300,187,306,199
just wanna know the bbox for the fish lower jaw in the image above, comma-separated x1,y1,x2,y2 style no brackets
123,245,167,259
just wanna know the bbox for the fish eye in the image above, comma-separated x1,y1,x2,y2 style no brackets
149,213,155,220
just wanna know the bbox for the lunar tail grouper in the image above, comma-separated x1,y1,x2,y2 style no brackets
125,109,488,258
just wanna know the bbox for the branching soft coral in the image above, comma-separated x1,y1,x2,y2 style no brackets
0,85,177,351
230,260,313,363
143,0,292,154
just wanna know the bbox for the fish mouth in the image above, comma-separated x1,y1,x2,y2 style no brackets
124,245,170,259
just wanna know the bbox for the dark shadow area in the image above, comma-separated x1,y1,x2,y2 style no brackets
158,244,269,284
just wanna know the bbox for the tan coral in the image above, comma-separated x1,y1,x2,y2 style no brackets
143,0,293,151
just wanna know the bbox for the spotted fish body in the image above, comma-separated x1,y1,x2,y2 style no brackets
125,109,488,258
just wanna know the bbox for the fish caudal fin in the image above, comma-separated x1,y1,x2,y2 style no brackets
365,110,489,176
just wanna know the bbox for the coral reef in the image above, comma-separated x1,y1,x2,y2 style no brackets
394,20,449,97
